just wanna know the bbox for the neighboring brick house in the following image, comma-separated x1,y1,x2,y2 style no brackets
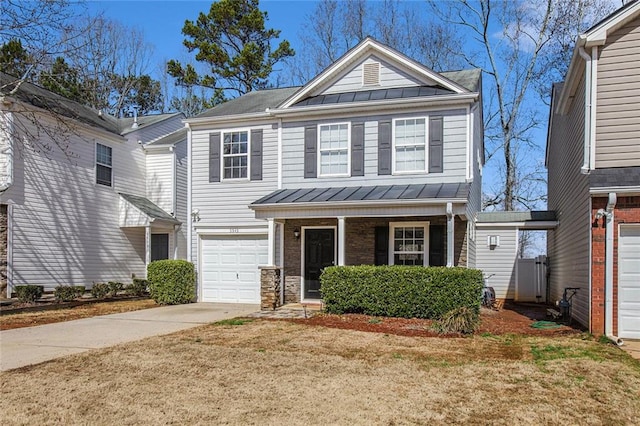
186,38,484,306
0,73,188,297
547,0,640,339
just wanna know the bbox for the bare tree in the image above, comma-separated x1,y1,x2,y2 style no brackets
432,0,614,211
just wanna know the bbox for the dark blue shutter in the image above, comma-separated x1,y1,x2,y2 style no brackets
378,120,391,175
351,122,364,176
304,125,317,178
209,132,221,182
250,129,263,181
429,116,443,173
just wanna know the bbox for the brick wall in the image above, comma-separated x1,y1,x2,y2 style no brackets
0,205,7,298
591,195,640,336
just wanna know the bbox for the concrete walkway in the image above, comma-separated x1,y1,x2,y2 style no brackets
622,339,640,360
0,303,257,371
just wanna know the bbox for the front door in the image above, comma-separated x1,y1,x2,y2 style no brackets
151,234,169,261
304,228,335,299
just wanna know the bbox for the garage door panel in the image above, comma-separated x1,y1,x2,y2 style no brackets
200,235,266,304
619,225,640,339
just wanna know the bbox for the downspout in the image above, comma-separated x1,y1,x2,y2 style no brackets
0,108,14,192
186,124,193,263
578,46,593,174
596,192,623,346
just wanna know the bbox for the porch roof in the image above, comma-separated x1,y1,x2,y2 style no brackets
252,183,470,207
119,193,180,226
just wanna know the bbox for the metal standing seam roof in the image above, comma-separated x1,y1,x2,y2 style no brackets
119,193,181,224
291,85,455,107
251,183,470,206
476,211,557,223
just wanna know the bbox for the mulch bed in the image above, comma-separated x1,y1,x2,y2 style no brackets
288,302,582,337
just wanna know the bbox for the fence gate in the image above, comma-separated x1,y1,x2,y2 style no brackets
515,255,547,302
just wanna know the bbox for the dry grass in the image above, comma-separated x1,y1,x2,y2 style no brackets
0,299,157,330
1,320,639,425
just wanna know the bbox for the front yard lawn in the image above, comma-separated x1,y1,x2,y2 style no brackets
1,319,639,424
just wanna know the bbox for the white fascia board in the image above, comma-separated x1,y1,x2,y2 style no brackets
475,221,558,229
250,198,468,211
271,93,478,119
279,39,468,109
584,1,640,47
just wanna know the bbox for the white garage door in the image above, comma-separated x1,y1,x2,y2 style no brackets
619,225,640,339
200,235,268,303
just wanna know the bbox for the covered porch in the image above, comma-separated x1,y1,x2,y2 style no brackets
250,184,471,309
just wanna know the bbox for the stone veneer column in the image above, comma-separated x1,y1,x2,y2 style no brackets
260,267,281,310
0,205,7,298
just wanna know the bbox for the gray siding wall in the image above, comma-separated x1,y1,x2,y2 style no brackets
190,122,278,228
466,103,483,268
476,227,518,299
146,151,173,213
321,56,425,94
0,113,147,291
281,109,468,188
596,16,640,168
547,76,591,327
174,139,188,259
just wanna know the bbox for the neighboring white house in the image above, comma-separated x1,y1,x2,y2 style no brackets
186,37,484,305
0,72,187,297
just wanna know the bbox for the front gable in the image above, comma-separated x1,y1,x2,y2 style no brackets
279,37,469,109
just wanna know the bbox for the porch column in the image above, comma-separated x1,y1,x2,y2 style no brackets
446,203,454,267
337,216,345,266
145,225,151,271
267,218,275,266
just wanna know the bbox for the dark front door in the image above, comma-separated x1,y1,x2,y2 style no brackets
429,225,446,266
151,234,169,261
304,228,335,299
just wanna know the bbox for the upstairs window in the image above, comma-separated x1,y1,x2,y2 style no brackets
222,131,248,179
96,143,112,186
319,123,350,176
393,118,426,173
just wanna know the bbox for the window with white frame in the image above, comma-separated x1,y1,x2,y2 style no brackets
393,118,426,173
222,130,248,179
319,123,349,176
96,143,112,186
390,222,428,266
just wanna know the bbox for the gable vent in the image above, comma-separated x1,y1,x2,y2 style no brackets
363,62,380,86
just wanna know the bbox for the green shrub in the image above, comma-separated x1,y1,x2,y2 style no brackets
108,281,124,297
321,265,483,319
54,285,85,302
14,285,44,303
433,306,480,334
125,278,149,296
147,260,195,305
91,282,110,299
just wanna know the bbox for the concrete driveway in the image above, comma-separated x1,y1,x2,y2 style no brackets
0,303,258,371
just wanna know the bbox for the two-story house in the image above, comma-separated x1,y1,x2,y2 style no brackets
0,73,188,297
547,0,640,339
186,38,483,306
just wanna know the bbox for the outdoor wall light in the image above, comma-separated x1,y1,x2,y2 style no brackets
294,228,300,240
191,208,200,222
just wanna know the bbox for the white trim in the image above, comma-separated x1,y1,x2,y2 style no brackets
301,226,337,302
391,116,428,175
220,128,251,182
337,216,346,266
466,105,471,180
277,118,283,189
6,204,13,297
145,225,151,271
195,226,267,236
251,197,467,211
618,223,640,338
267,218,275,266
317,122,351,177
389,221,430,266
475,221,558,229
589,46,598,171
186,124,192,262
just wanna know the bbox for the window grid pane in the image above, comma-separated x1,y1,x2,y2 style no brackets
96,143,112,186
393,226,425,266
319,124,348,175
222,131,248,179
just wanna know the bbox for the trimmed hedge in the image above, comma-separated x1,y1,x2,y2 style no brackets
14,285,44,303
91,283,110,299
54,285,85,302
147,260,195,305
321,265,483,319
125,278,149,296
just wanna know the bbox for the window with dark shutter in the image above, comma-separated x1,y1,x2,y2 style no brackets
429,116,443,173
351,122,364,176
304,125,317,178
250,129,263,181
209,132,221,182
378,120,391,175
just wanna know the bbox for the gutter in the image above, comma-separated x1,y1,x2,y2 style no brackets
578,46,596,174
595,192,623,346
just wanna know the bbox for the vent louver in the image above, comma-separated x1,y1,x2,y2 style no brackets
363,62,380,86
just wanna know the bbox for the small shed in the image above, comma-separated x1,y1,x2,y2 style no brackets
475,211,558,302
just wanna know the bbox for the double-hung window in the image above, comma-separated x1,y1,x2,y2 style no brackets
319,123,349,176
222,130,248,179
390,222,428,266
96,143,112,187
393,118,426,173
